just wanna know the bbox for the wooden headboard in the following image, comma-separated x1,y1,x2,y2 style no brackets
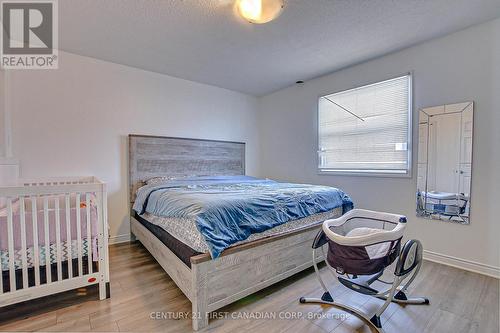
128,135,246,202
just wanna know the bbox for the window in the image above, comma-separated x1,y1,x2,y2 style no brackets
318,74,411,175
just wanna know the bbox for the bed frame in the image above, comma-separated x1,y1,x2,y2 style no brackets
128,135,323,330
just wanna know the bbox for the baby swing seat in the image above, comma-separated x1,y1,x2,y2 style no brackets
300,209,429,332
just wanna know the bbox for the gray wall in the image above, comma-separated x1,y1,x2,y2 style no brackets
259,18,500,269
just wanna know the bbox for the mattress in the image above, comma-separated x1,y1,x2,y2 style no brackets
1,257,95,293
421,191,468,201
133,176,352,258
134,213,201,267
1,239,94,271
135,206,343,267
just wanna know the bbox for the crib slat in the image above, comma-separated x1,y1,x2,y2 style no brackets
7,198,16,292
65,194,73,278
76,193,83,276
96,189,107,300
55,197,62,281
0,242,2,293
31,197,40,286
0,225,2,293
43,197,52,284
20,197,29,289
86,193,92,274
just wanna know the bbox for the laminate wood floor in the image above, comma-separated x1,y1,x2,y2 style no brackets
0,242,498,333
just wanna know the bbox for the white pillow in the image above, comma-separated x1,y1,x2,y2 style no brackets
345,227,380,237
145,176,177,185
346,227,391,259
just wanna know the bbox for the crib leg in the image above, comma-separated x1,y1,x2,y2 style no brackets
98,258,110,301
99,279,106,300
99,281,111,300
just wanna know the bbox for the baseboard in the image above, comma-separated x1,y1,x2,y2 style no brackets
108,234,131,245
424,250,499,279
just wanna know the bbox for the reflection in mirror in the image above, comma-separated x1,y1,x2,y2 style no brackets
416,102,473,224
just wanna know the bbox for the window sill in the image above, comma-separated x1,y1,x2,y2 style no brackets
318,169,412,178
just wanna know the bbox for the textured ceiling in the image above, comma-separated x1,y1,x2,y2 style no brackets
60,0,500,96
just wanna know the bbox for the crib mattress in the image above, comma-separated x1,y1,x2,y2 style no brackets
0,194,100,272
1,256,95,293
1,238,95,271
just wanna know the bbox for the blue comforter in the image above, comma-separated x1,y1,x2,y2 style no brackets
133,176,353,258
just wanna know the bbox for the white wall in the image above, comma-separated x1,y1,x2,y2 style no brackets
8,51,260,242
259,18,500,271
0,69,5,157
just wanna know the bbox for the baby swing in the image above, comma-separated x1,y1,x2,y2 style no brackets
300,209,429,332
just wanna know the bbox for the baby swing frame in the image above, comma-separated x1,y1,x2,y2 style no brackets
299,209,429,332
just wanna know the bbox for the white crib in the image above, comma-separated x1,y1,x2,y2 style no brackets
0,177,109,307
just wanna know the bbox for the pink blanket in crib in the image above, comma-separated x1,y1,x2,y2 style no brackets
0,194,99,253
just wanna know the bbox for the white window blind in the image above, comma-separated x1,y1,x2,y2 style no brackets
318,75,411,175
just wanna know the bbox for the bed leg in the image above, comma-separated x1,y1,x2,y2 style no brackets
192,302,208,331
191,262,209,331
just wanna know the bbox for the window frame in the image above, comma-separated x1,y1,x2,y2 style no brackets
317,73,413,178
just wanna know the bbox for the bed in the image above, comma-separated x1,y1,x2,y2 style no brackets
416,190,469,222
128,135,352,330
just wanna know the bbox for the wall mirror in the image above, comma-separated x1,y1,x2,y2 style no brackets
416,101,473,224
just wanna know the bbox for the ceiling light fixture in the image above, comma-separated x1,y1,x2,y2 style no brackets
236,0,284,24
